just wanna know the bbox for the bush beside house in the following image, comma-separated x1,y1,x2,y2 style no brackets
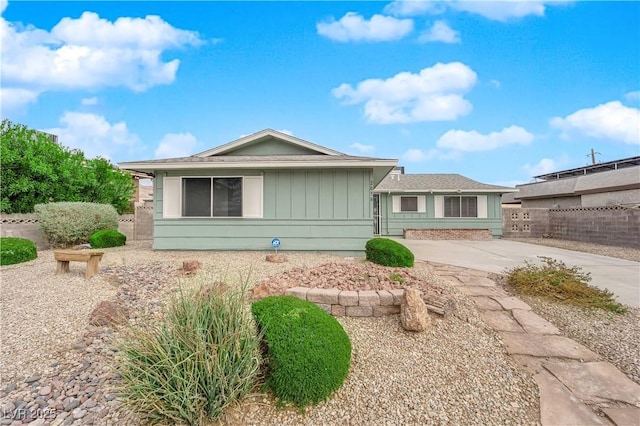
35,202,118,248
365,238,414,267
89,229,127,248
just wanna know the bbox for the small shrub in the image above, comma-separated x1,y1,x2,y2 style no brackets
252,296,351,409
117,280,261,425
0,237,37,265
504,256,627,313
34,202,118,247
365,238,414,267
89,229,126,248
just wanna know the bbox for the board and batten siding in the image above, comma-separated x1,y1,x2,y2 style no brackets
377,192,503,237
153,168,374,251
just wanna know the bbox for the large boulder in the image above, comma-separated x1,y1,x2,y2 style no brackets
400,288,431,332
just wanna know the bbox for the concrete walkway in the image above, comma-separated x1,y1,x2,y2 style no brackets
394,239,640,308
431,262,640,426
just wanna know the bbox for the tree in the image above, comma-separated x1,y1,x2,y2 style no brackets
1,119,135,214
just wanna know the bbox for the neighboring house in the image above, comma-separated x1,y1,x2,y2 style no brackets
515,156,640,208
119,129,397,251
374,169,516,238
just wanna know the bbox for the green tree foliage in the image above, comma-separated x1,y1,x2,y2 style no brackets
1,119,135,214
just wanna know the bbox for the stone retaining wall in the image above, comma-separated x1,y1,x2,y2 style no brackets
404,228,493,240
284,287,405,317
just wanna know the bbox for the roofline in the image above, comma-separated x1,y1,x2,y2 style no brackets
119,159,398,172
194,129,344,157
532,156,640,181
373,188,517,193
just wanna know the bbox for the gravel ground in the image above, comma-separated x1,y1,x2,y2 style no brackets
506,237,640,262
0,242,540,425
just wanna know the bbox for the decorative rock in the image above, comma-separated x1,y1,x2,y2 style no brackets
265,254,287,263
24,376,40,384
38,386,52,396
5,383,16,393
182,260,202,274
89,301,130,327
251,282,272,300
63,399,80,412
400,288,431,332
72,408,87,419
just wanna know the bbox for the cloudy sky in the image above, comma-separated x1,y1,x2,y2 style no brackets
1,0,638,186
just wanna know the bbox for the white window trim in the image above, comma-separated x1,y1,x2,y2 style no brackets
162,175,263,219
392,195,426,213
434,195,487,218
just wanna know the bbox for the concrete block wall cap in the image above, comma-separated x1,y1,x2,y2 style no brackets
307,288,340,304
359,290,380,307
338,290,359,306
284,287,309,300
377,290,395,306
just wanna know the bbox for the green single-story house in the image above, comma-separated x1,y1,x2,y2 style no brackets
120,130,515,251
373,169,516,238
119,129,397,251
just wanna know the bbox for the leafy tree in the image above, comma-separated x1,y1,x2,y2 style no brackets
1,119,135,214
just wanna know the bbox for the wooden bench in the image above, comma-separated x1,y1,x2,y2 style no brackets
54,249,105,279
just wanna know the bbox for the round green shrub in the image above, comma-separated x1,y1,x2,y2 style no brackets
251,296,351,409
1,237,37,265
365,238,414,267
89,229,126,248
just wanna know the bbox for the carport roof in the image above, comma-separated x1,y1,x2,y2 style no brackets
375,173,516,193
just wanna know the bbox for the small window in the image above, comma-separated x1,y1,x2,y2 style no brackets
400,196,418,212
444,196,477,218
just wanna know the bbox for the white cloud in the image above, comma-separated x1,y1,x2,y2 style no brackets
1,0,7,14
418,21,460,44
0,11,202,112
488,79,501,88
401,148,438,162
155,132,198,158
317,12,413,42
81,97,98,105
625,91,640,102
436,125,534,152
384,1,445,16
332,62,476,124
523,158,562,177
385,0,568,22
0,87,41,111
349,142,376,154
44,112,140,160
550,101,640,145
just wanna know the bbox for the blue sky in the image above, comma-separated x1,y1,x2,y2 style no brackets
1,0,639,186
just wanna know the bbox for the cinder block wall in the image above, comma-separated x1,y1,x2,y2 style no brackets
502,207,640,248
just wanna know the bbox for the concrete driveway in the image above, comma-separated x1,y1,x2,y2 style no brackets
393,238,640,308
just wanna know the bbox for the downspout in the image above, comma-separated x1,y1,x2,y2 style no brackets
386,191,390,236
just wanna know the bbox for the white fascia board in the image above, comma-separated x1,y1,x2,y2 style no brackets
194,129,343,157
373,188,516,193
121,159,398,171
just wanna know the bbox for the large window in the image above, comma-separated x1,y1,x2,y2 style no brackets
182,177,242,217
444,196,477,218
400,196,418,212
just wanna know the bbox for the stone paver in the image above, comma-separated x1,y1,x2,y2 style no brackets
603,407,640,426
467,277,496,287
480,310,525,332
458,286,507,297
470,296,503,311
544,361,640,406
511,355,546,376
499,332,600,360
492,296,532,311
512,309,560,335
535,371,612,426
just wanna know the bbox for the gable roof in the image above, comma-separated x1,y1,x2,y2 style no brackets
195,129,344,157
119,129,398,186
375,173,516,193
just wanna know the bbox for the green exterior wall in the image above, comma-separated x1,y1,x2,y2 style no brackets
153,168,374,251
376,192,504,237
219,137,321,156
